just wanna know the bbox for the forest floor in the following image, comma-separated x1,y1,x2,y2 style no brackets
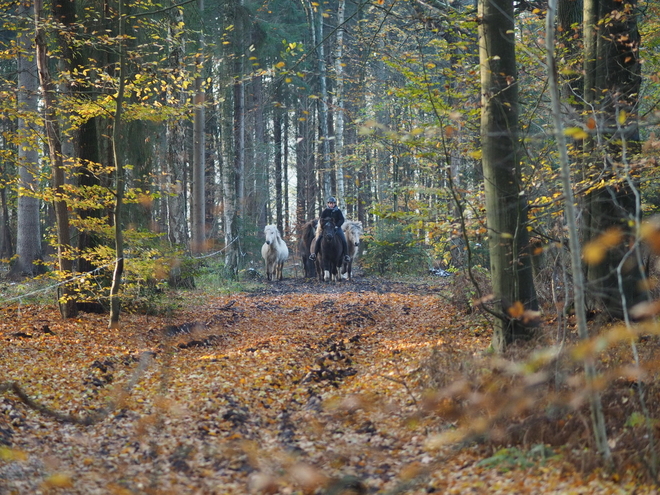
1,273,660,494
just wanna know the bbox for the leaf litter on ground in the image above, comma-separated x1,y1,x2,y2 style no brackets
0,276,658,494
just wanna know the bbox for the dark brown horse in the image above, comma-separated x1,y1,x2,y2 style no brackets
316,217,345,282
299,219,318,278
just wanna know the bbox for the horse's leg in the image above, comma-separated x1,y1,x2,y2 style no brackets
323,257,331,282
316,255,323,282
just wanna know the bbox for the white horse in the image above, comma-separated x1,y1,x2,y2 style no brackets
262,225,289,281
341,220,363,280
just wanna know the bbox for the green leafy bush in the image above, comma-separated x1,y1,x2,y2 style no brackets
360,222,429,276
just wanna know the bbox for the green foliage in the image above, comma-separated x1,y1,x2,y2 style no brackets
477,444,558,472
360,221,429,276
624,411,657,429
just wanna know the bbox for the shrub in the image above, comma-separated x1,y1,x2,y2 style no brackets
360,222,429,276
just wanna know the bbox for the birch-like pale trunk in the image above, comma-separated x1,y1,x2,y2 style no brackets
545,0,611,463
14,0,42,278
334,0,345,201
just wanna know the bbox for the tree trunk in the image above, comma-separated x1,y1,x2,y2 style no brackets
0,182,12,260
13,0,42,278
583,0,645,318
191,0,206,254
252,74,267,229
283,109,290,234
546,0,612,463
224,91,240,279
311,1,332,198
108,0,127,328
166,4,189,247
234,68,245,221
34,0,78,318
274,93,284,233
334,0,346,201
478,0,537,351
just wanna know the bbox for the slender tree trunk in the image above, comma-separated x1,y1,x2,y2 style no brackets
224,91,239,278
234,71,245,220
165,4,188,247
13,0,42,278
205,79,217,241
310,2,332,198
191,0,206,254
253,74,267,229
34,0,78,317
334,0,346,201
546,0,612,463
0,183,12,260
478,0,537,351
108,0,127,328
283,109,290,234
274,93,284,233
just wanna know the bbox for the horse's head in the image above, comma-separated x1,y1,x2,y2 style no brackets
346,221,363,247
321,218,337,241
264,225,278,245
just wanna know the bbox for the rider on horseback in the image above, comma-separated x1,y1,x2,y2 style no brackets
309,197,351,264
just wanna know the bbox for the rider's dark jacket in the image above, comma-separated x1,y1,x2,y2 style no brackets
319,206,345,229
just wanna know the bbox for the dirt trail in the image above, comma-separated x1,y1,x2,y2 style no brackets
1,276,655,493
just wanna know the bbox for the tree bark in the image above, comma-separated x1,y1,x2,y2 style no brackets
13,0,42,278
166,5,189,247
34,0,78,318
478,0,537,351
583,0,645,318
310,1,332,199
191,0,206,254
274,92,284,233
546,0,612,463
108,0,127,327
334,0,346,201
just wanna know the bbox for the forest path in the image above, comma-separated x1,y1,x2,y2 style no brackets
0,276,650,493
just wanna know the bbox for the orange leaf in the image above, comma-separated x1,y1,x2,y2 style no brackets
507,301,525,318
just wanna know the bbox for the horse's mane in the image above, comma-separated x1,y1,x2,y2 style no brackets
265,224,282,242
343,220,363,239
299,219,317,246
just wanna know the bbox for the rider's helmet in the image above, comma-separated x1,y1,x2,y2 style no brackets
327,196,337,204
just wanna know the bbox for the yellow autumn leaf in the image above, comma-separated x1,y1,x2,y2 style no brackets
583,241,606,265
583,228,622,264
618,110,627,125
564,127,589,140
0,447,28,461
43,473,73,488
